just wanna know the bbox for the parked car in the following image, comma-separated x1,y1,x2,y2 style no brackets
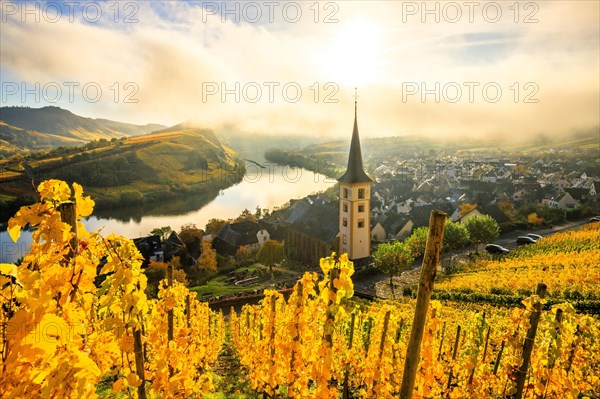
527,233,543,240
485,244,510,254
517,236,536,245
588,217,600,223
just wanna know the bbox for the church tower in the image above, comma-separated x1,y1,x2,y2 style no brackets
338,99,373,261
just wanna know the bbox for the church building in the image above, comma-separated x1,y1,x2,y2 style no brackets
338,101,373,262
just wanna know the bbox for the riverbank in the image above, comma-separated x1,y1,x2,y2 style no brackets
1,127,246,223
264,148,343,180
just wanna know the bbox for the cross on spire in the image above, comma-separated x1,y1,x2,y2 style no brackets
354,87,358,116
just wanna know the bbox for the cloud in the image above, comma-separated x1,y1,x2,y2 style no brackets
0,1,598,139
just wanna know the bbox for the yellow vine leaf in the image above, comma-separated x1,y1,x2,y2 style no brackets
0,263,18,279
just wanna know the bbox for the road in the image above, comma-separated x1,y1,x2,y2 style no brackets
486,219,588,251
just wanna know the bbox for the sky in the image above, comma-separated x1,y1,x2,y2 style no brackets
1,0,599,140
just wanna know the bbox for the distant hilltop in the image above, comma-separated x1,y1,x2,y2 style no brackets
0,117,245,222
0,106,166,154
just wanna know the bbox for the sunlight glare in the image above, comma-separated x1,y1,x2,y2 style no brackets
321,19,384,86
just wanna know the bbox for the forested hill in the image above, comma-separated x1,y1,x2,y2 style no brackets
0,106,165,154
0,124,244,221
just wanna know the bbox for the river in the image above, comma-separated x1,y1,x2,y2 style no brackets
0,163,336,263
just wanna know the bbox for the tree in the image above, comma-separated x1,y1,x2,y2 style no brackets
185,242,218,286
256,240,285,276
119,190,143,205
179,223,204,246
150,226,172,241
173,224,205,268
235,246,254,265
373,241,414,299
235,208,256,223
443,220,470,252
205,218,226,236
459,203,477,218
528,212,545,226
518,203,538,219
144,260,187,298
197,240,217,274
463,215,500,254
497,199,517,220
405,227,428,259
538,206,565,224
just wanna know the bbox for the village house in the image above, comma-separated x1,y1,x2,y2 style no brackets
456,204,512,230
543,191,580,209
284,199,338,266
212,221,271,256
132,235,163,266
370,212,413,241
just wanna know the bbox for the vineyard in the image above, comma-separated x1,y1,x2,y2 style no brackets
434,223,600,312
1,180,224,398
229,254,600,399
1,180,599,399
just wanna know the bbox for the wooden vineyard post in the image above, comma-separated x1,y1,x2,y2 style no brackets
246,311,251,336
493,340,505,375
264,296,277,399
482,325,491,363
58,200,78,259
167,264,174,341
565,324,581,374
343,313,356,399
133,328,148,399
367,311,392,395
446,325,461,391
399,210,446,399
468,318,490,387
186,294,191,329
392,319,404,382
324,266,340,346
536,308,563,399
167,264,174,377
379,311,391,360
437,322,446,361
290,283,303,397
58,200,83,303
512,283,547,399
269,295,276,358
396,318,405,344
391,318,405,387
364,317,373,352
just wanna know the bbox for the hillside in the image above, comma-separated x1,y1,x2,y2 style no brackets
0,106,165,154
433,222,600,312
0,124,244,220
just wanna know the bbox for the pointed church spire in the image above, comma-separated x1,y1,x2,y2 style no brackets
338,90,372,184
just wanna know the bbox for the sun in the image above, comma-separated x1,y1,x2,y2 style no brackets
320,18,384,86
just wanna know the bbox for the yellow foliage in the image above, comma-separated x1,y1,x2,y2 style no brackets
0,180,223,398
229,238,600,398
3,179,598,399
528,212,545,225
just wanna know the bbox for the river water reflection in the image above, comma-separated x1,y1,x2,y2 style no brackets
0,164,336,263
